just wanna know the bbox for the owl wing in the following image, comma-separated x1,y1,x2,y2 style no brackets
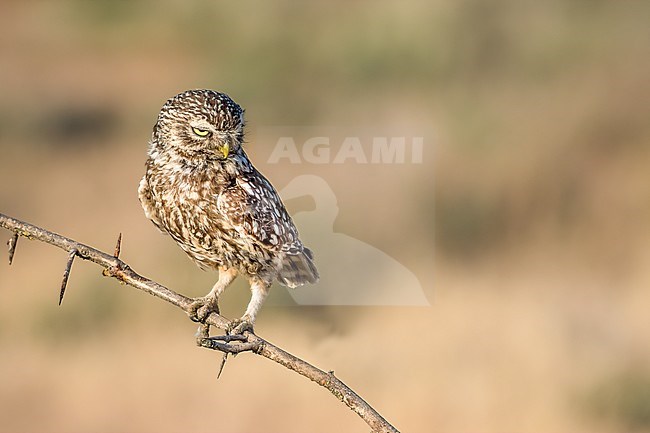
216,172,303,254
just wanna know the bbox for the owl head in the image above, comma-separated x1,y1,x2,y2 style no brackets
151,89,245,159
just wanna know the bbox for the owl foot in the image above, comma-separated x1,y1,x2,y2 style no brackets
188,295,220,323
226,315,254,336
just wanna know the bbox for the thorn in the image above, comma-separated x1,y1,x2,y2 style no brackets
217,353,228,379
113,233,122,259
59,249,77,306
7,233,18,265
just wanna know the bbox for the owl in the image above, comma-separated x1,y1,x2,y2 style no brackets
138,89,318,334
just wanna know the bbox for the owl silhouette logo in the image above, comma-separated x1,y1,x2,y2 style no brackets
279,175,429,306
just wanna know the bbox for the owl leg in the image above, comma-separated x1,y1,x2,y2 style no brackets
227,278,270,335
189,268,238,322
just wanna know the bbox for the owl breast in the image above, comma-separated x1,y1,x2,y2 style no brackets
139,154,280,281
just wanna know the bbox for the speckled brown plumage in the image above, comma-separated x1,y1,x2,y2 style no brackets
138,89,318,332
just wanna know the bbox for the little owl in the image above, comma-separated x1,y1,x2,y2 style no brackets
138,89,319,334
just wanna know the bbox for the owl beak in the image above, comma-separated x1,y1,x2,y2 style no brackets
220,143,230,158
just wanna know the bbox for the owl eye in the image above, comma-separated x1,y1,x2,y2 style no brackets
192,127,211,137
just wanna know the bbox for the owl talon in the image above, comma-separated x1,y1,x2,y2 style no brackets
226,316,254,336
188,296,220,323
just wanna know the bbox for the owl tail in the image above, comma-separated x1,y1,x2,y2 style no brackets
278,247,319,288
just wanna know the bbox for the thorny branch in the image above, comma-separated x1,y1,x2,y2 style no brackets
0,212,399,433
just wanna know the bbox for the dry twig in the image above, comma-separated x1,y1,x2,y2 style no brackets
0,212,399,433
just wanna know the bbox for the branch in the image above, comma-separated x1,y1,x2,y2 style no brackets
0,212,399,433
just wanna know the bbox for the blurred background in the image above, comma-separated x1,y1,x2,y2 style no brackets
1,1,649,432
